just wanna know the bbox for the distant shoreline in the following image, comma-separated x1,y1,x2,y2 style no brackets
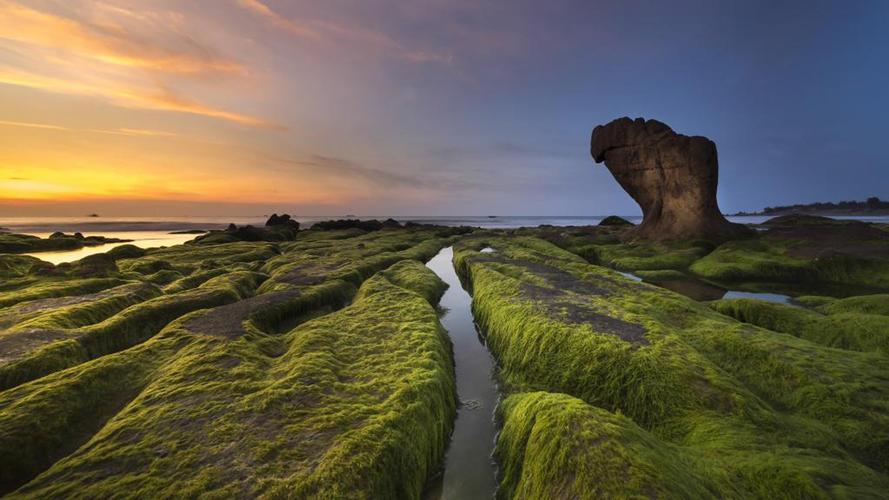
733,209,889,217
733,197,889,217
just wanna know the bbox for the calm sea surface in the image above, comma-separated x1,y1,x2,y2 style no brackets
3,215,888,264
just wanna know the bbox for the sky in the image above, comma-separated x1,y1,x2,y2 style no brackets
0,0,887,217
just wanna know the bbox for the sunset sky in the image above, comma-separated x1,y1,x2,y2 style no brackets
1,0,887,216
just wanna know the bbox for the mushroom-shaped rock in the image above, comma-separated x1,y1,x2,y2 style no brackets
591,117,750,241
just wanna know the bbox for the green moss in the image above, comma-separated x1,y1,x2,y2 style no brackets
496,392,719,499
598,215,634,226
7,262,455,498
712,298,889,354
0,227,460,497
0,278,128,308
0,254,49,279
818,294,889,316
691,239,889,289
793,295,836,308
455,235,889,496
162,268,228,293
0,272,265,390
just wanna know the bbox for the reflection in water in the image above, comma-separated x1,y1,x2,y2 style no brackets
23,231,198,265
652,278,727,301
722,290,794,305
425,247,499,499
618,271,795,305
617,271,643,282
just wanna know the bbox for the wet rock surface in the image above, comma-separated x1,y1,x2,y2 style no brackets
591,117,751,241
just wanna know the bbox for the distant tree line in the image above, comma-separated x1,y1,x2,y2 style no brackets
757,197,888,214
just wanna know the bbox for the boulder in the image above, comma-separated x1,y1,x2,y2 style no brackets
598,215,634,227
265,213,300,230
382,218,402,228
591,117,751,241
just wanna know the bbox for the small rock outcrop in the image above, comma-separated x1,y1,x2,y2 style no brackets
265,213,301,230
591,117,750,241
598,215,633,227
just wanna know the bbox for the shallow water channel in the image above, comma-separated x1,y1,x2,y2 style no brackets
425,246,500,499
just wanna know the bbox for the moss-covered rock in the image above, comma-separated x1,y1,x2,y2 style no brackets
0,226,463,496
712,297,889,354
3,260,455,498
598,215,634,226
454,235,889,496
0,232,129,254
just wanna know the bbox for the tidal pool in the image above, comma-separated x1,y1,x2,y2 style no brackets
425,246,500,499
618,270,795,304
23,231,198,265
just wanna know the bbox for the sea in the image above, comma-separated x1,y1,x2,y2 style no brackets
3,215,889,265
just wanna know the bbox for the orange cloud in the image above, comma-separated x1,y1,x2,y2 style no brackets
0,1,245,76
0,68,273,127
0,119,66,131
0,119,176,137
236,0,319,39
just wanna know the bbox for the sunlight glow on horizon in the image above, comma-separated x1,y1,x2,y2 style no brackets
1,0,886,216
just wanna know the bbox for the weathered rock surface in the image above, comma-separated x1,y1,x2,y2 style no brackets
591,117,750,241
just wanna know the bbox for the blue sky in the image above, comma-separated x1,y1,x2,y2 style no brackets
1,0,887,216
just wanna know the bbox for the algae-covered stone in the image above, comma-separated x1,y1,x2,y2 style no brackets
455,235,889,497
0,225,463,496
3,260,455,498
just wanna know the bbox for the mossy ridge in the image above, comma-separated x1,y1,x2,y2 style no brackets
0,254,49,280
115,241,280,277
816,293,889,316
711,298,889,354
496,392,720,499
454,236,889,495
0,271,265,390
0,226,458,390
524,225,714,271
258,226,458,286
0,327,193,494
12,260,455,499
690,238,889,289
162,268,228,293
497,391,888,499
6,282,161,332
0,277,128,308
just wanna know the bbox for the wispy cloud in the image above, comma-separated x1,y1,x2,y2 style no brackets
0,67,273,127
236,0,319,39
0,1,275,127
426,140,573,162
263,153,426,188
0,117,176,137
0,119,66,130
236,0,453,64
0,1,245,76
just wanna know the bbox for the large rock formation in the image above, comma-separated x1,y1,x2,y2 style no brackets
591,117,750,241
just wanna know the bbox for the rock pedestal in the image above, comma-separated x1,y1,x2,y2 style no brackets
591,117,750,241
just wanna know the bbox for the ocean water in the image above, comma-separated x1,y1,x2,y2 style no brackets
3,214,888,264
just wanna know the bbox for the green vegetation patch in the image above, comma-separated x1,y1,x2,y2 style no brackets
690,227,889,289
6,260,455,499
455,235,889,497
712,298,889,354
